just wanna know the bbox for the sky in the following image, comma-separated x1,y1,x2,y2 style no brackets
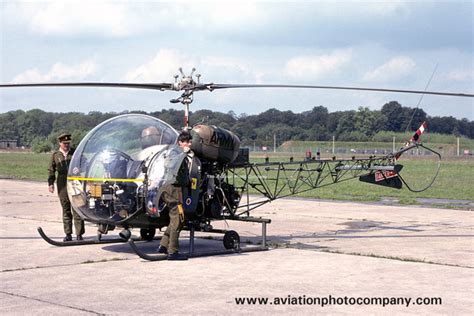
1,0,473,120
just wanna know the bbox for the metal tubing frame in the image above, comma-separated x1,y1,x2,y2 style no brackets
228,154,395,216
186,215,271,256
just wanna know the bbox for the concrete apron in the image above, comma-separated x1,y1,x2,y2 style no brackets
0,179,473,314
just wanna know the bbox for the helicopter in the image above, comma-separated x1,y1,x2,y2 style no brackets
1,68,472,261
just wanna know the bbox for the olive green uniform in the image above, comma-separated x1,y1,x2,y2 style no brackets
160,152,197,254
159,185,184,254
48,149,85,236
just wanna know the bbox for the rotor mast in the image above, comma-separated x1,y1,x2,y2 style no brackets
170,67,202,130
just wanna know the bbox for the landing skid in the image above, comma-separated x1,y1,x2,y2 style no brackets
128,240,168,261
128,239,267,261
128,216,271,261
37,227,160,247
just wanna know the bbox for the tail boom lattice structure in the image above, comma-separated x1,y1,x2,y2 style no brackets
226,143,439,216
227,153,397,216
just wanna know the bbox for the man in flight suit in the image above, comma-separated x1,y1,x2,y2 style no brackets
48,133,85,241
157,130,198,260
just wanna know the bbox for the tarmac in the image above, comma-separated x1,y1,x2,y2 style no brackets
0,179,473,315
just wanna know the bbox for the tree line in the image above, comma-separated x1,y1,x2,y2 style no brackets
0,101,472,152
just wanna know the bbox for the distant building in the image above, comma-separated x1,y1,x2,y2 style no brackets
0,140,18,149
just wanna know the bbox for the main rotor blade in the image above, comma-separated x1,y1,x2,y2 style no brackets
207,83,474,98
2,81,472,98
0,82,174,91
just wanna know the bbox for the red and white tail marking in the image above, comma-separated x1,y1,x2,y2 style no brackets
395,121,427,160
411,121,427,142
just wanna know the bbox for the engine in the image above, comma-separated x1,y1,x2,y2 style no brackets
188,125,242,218
191,125,240,163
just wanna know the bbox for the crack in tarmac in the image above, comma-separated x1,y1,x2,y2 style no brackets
1,240,471,275
5,200,57,204
0,215,61,223
0,290,106,315
2,210,472,270
1,257,133,273
278,242,474,268
318,249,474,269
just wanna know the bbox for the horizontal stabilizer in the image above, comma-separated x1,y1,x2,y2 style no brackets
359,169,403,189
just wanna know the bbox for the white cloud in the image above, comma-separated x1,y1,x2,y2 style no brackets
6,1,405,39
12,60,97,83
6,1,140,37
306,1,408,18
363,56,416,82
124,49,268,84
358,1,409,17
2,1,471,119
5,1,265,38
124,49,197,82
201,57,265,83
284,50,352,80
201,1,265,29
447,69,474,82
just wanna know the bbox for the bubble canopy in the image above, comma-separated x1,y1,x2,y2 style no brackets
67,114,179,223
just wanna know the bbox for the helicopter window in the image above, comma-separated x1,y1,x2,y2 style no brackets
163,128,178,145
147,149,167,189
147,145,187,189
86,149,131,179
127,160,144,179
74,114,178,160
141,126,164,149
67,114,179,222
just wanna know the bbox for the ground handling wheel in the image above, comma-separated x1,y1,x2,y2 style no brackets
140,228,156,241
223,230,240,250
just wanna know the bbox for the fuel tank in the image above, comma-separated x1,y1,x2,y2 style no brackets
191,125,240,163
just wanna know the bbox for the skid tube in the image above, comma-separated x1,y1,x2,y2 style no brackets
37,227,160,247
128,216,271,261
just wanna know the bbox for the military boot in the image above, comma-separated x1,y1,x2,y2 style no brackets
167,252,188,260
63,234,72,242
157,245,168,254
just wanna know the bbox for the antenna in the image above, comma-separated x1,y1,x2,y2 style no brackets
404,63,438,133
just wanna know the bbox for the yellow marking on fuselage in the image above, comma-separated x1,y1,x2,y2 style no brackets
67,176,144,182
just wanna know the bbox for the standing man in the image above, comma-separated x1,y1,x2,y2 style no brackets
158,130,199,260
48,133,85,241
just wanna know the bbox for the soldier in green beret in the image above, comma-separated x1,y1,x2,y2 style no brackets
48,133,85,241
